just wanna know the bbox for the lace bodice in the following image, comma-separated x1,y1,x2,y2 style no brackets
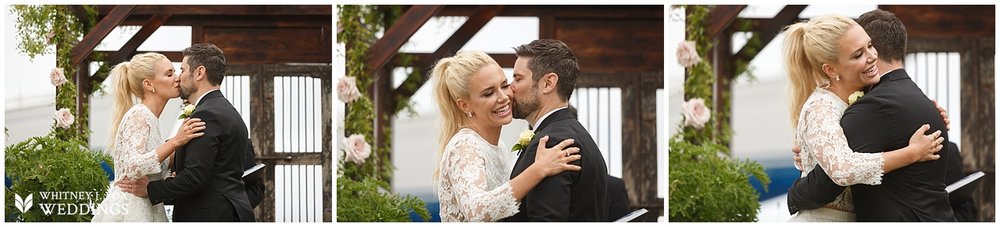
794,88,885,212
111,104,171,181
436,128,520,222
92,103,169,222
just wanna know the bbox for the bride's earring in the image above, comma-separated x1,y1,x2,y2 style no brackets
835,74,841,81
466,112,472,117
151,87,156,93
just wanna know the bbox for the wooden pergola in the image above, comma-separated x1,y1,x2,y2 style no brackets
362,5,664,221
69,5,333,222
700,5,995,221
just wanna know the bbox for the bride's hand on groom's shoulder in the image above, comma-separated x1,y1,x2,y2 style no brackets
172,118,206,146
532,136,583,177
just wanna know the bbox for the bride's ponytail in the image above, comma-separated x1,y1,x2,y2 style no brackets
107,52,168,150
783,14,855,129
108,61,135,150
431,51,496,180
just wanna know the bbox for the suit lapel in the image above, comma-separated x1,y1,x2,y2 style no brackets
512,109,574,178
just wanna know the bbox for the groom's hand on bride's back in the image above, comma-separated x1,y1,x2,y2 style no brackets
117,176,151,198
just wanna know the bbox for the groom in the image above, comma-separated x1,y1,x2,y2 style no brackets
502,39,609,222
119,43,255,222
786,10,955,221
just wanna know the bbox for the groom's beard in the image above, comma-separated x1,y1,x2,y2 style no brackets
179,81,196,101
512,92,540,120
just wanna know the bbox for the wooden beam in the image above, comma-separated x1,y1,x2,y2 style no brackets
97,5,331,16
109,14,171,64
393,5,503,100
705,5,746,38
71,5,136,66
393,53,516,69
733,5,805,65
365,5,442,75
432,5,663,19
69,5,91,26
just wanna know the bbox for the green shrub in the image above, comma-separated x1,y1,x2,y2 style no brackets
668,138,769,222
5,136,113,222
335,175,429,222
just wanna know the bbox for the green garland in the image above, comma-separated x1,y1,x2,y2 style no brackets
337,5,427,222
11,5,109,143
669,5,770,222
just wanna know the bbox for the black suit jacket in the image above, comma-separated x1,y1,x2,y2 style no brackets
606,175,630,221
786,69,955,221
242,139,264,209
148,90,256,222
502,108,609,222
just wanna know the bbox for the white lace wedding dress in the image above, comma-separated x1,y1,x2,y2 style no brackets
92,104,170,222
789,88,885,222
436,128,520,222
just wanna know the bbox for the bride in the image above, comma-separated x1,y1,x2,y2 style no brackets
91,53,207,222
783,15,944,221
432,50,582,222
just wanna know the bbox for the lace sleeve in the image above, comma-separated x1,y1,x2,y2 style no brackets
802,98,884,186
113,110,163,180
444,136,520,221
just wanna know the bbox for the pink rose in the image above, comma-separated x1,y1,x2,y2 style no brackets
682,98,711,129
54,108,75,129
342,134,371,164
337,77,362,103
676,41,701,68
50,68,67,87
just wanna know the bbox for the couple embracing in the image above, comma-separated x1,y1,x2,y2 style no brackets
433,39,610,222
784,10,956,222
91,43,262,222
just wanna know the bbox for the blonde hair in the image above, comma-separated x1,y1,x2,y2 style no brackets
431,50,498,179
108,52,169,150
784,14,857,129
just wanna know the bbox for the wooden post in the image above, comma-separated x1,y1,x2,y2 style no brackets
321,65,333,222
249,65,276,221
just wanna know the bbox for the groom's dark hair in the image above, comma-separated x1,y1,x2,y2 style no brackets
857,9,907,63
183,43,227,86
514,39,580,102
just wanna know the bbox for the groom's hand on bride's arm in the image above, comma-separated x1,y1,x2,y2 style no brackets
118,176,151,198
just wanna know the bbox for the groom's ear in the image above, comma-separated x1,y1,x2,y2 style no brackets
195,65,207,82
541,72,559,94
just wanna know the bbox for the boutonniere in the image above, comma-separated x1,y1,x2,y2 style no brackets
178,104,196,119
511,130,534,153
848,91,864,105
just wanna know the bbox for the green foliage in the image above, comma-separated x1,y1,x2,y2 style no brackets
668,138,770,222
669,5,770,222
337,5,425,222
5,136,113,222
11,5,108,143
336,175,430,222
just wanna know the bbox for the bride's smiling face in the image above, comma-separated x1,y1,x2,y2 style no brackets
457,63,513,129
826,24,880,91
146,58,180,100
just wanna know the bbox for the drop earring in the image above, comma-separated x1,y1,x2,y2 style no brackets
835,74,841,81
466,112,472,117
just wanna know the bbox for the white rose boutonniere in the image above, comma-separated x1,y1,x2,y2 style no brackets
178,104,196,119
511,130,534,152
848,91,864,105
